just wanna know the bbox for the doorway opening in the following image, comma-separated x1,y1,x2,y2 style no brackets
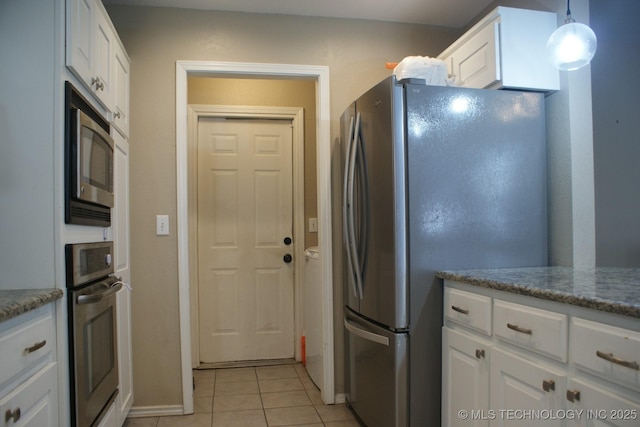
175,61,334,413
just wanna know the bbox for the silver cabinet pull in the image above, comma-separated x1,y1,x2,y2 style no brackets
451,305,469,315
507,323,532,335
566,389,581,402
596,350,640,371
24,340,46,354
5,408,21,423
475,349,485,359
542,379,555,392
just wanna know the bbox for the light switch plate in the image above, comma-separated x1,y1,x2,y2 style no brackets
309,217,318,233
156,215,169,236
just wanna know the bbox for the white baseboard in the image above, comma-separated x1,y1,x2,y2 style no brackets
126,405,185,418
334,393,346,404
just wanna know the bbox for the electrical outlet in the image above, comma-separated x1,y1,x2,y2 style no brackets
157,215,169,236
309,218,318,233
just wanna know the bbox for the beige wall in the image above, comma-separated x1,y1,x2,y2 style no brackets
188,77,318,247
106,5,457,408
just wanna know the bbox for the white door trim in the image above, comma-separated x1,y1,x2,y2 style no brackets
187,105,305,367
175,61,334,411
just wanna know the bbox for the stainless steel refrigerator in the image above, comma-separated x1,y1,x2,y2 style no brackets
341,77,548,427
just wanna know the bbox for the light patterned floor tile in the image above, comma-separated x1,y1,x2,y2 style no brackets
211,409,267,427
193,395,213,413
258,378,304,393
213,393,263,412
255,365,298,380
215,367,257,383
215,379,260,396
261,390,312,408
156,413,212,427
123,418,159,427
264,406,322,426
324,420,363,427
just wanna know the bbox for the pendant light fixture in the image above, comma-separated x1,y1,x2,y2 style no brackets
546,0,597,71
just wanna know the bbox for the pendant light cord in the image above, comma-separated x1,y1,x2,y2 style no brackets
564,0,575,24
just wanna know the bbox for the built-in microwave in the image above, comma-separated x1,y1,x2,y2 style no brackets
65,82,114,226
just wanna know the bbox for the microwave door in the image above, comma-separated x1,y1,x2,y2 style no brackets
77,109,114,208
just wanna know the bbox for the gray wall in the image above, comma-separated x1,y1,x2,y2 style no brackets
591,0,640,266
0,0,56,290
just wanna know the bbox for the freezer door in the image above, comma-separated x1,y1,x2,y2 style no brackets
352,77,408,330
344,307,408,427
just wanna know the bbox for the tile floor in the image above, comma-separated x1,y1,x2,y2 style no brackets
123,363,360,427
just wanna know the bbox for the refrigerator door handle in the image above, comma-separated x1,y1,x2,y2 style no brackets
355,118,370,295
343,115,358,299
347,113,364,299
344,318,390,346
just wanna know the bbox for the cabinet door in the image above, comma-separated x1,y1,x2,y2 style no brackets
450,20,499,89
566,378,640,427
66,0,114,107
66,0,94,85
0,364,57,427
443,327,491,427
490,348,565,426
113,131,133,423
112,43,130,137
93,6,114,107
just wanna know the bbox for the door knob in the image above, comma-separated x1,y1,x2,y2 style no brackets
284,237,292,245
283,254,293,263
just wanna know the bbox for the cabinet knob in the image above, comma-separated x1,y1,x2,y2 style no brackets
566,389,581,402
114,111,121,119
542,379,555,392
475,349,485,359
5,408,21,423
283,254,292,263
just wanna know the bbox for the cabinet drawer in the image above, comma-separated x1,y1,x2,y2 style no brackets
571,318,640,391
444,287,492,336
493,299,568,362
0,307,54,387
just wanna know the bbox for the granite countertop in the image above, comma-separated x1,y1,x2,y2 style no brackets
0,289,64,323
436,267,640,319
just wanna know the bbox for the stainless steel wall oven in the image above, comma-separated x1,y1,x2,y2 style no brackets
66,242,122,427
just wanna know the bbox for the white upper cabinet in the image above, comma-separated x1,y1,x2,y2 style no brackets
66,0,114,107
66,0,130,127
438,7,560,92
112,41,131,137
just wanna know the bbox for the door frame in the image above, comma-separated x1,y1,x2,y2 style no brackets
187,104,305,368
175,61,334,411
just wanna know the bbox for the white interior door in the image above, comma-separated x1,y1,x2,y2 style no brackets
197,117,294,363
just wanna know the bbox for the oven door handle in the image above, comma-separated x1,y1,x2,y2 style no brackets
77,281,123,305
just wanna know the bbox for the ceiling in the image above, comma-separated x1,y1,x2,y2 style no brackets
102,0,496,28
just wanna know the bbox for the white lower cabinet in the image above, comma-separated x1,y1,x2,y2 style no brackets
490,348,565,427
565,378,640,427
443,281,640,427
0,305,57,427
442,327,491,427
